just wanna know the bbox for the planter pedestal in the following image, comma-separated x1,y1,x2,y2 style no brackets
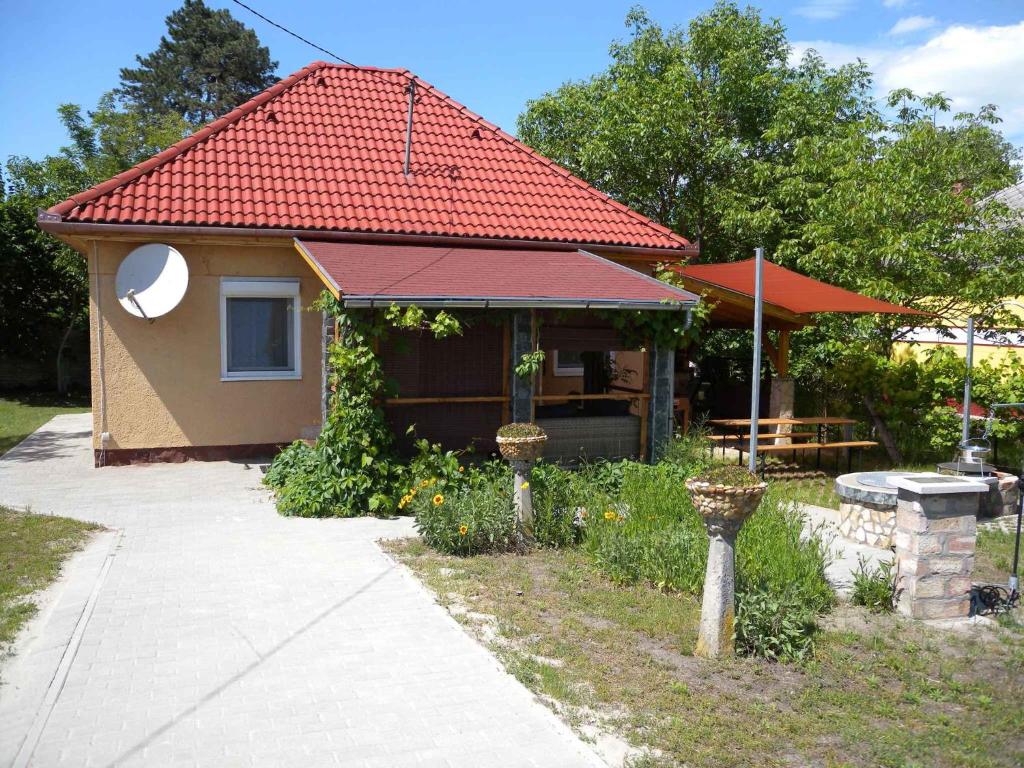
497,434,547,544
687,479,767,659
696,515,743,658
511,460,534,539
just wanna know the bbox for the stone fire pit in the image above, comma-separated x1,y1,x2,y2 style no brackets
835,469,1020,549
834,471,907,548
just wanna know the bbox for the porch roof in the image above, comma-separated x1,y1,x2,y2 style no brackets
672,258,927,330
294,239,698,310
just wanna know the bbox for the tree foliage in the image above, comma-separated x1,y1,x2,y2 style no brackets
519,2,1024,448
117,0,277,126
3,99,188,390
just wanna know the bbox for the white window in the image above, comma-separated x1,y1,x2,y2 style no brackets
552,349,585,377
220,279,301,381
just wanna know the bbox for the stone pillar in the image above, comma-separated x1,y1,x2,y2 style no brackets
768,376,795,445
510,310,534,424
512,459,534,541
646,342,675,462
695,515,741,658
892,475,986,621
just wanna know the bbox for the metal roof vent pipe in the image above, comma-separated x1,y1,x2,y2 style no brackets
403,78,417,176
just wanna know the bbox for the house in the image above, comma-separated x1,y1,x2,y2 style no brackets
39,62,699,467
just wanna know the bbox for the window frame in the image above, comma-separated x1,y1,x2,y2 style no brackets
552,349,584,377
219,278,302,381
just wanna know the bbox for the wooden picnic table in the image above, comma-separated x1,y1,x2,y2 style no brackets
705,416,872,473
706,417,801,428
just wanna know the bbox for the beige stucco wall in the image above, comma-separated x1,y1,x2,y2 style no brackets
87,238,324,450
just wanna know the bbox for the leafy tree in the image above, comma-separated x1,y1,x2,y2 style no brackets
519,3,1024,460
518,3,874,263
117,0,277,126
3,98,188,392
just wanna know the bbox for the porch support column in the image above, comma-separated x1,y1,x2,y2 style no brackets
646,342,675,462
509,310,534,423
320,311,334,429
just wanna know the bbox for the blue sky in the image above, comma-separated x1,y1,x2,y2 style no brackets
2,0,1023,163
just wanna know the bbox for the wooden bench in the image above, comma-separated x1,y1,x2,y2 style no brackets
708,432,816,442
751,440,878,474
708,432,817,459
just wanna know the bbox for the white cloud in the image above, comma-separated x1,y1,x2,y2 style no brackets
794,0,855,21
793,21,1024,144
888,16,938,36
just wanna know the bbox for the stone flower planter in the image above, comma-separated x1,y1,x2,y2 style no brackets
686,478,768,524
496,434,548,462
686,470,767,659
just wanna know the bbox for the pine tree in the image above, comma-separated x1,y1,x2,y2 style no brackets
117,0,277,126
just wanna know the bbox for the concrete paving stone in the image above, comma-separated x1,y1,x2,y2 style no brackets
0,414,605,768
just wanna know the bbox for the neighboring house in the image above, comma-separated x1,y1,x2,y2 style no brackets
40,62,699,467
894,179,1024,364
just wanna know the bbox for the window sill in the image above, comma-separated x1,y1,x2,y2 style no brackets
221,373,302,382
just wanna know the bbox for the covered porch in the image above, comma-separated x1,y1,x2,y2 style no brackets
296,239,699,462
671,258,927,428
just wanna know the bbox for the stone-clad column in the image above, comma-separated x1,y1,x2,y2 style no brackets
646,342,675,462
509,310,534,424
892,475,986,620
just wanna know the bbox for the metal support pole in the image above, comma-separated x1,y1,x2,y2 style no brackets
403,79,417,176
962,316,975,445
748,247,765,473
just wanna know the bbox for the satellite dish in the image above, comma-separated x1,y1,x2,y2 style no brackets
115,244,188,320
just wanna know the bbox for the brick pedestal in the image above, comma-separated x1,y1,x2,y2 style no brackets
892,476,986,620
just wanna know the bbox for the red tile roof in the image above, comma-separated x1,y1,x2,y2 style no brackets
47,62,693,253
295,240,697,309
676,259,927,316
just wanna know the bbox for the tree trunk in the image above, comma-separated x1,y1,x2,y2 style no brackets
55,293,80,396
862,394,902,465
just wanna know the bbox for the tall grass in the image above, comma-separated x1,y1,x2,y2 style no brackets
584,462,834,612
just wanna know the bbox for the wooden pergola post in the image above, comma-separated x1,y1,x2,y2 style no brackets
763,329,794,444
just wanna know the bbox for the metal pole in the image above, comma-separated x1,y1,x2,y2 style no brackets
403,79,416,176
962,316,974,445
748,247,765,473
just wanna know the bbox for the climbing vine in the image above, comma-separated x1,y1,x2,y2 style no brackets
263,292,465,517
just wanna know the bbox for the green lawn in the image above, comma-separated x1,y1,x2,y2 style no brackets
0,507,100,653
388,539,1024,768
0,391,90,456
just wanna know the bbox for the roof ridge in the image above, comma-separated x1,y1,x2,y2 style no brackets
408,74,692,249
48,61,336,217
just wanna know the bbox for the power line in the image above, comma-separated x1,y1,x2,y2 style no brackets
229,0,351,66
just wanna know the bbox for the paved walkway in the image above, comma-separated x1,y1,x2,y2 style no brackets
0,415,604,768
799,504,892,596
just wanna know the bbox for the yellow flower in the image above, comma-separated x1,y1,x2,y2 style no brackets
520,481,530,490
604,510,617,521
429,477,437,486
459,524,468,536
433,494,444,506
458,466,465,473
420,480,430,489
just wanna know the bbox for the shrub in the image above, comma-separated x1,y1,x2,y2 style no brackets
411,470,518,555
263,439,316,489
851,556,901,613
735,587,817,662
